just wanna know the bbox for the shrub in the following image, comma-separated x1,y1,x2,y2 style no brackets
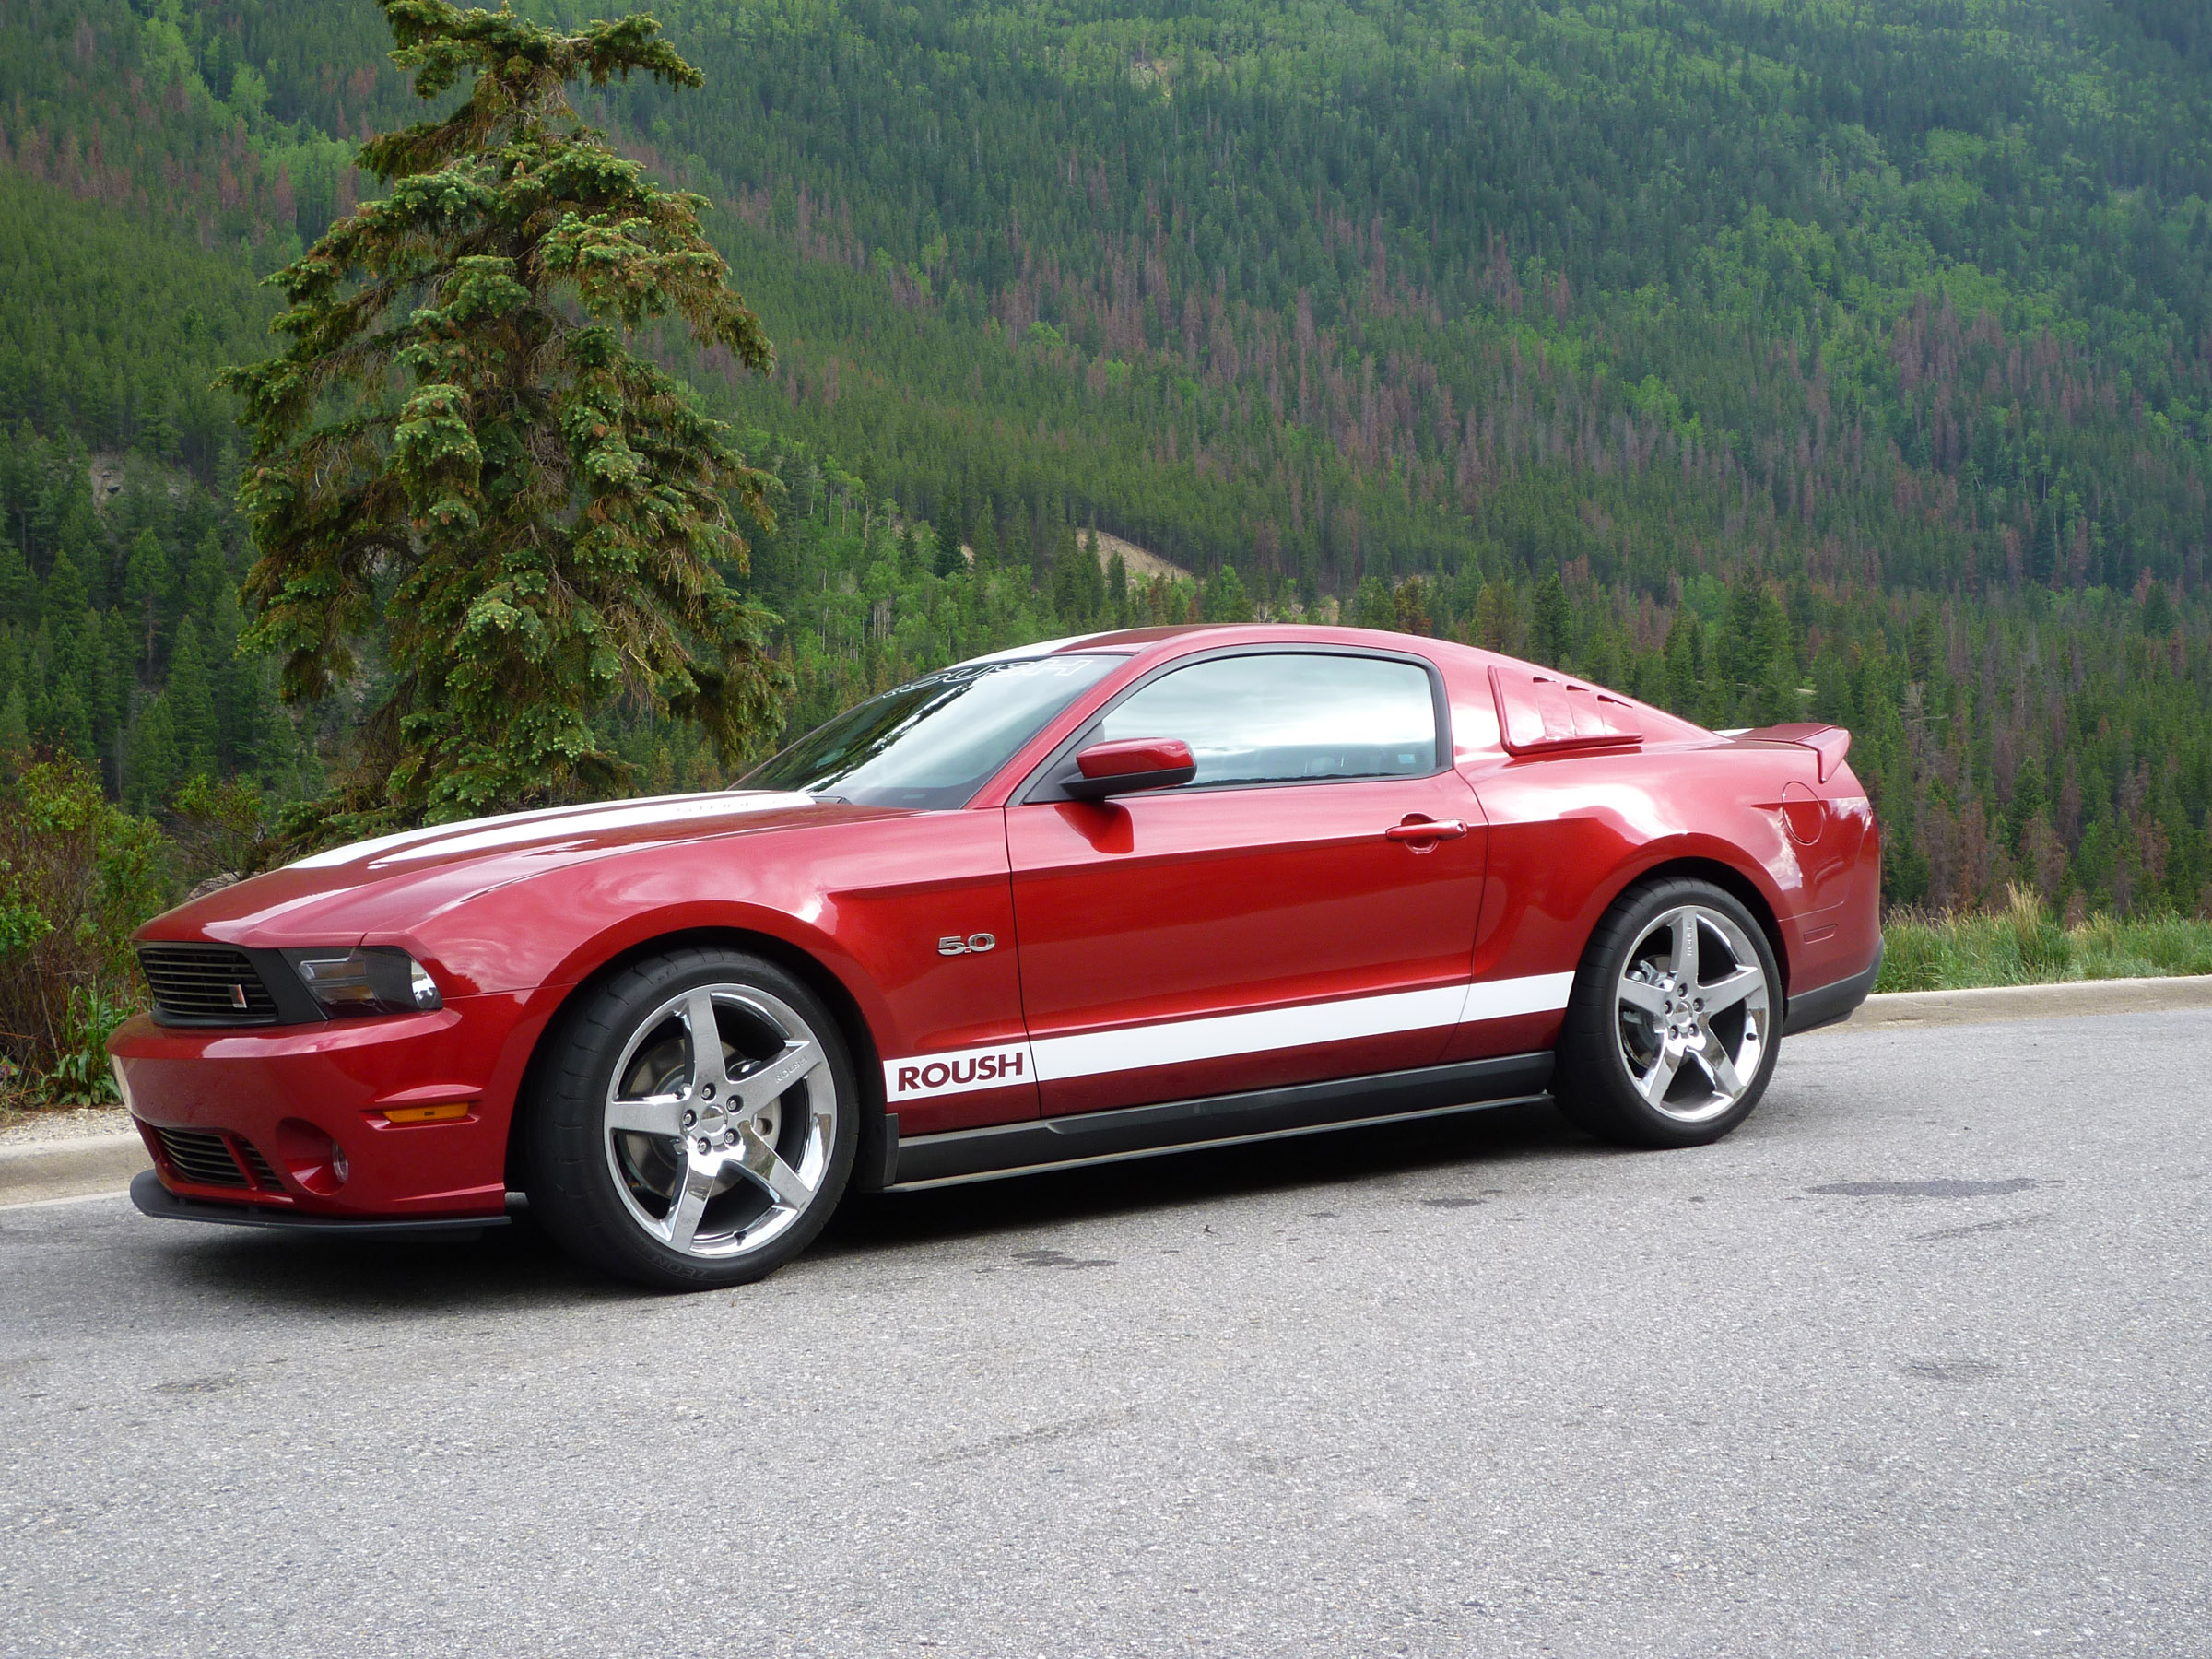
1877,887,2212,992
170,773,270,886
0,749,171,1101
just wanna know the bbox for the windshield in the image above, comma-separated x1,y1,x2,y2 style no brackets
744,653,1121,809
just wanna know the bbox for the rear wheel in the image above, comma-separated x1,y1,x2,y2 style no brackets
524,947,857,1289
1553,878,1781,1148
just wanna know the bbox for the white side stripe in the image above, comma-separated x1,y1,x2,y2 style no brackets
1455,971,1577,1026
1030,983,1468,1083
884,973,1574,1100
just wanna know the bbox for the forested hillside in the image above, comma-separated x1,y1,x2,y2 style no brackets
1,0,2209,918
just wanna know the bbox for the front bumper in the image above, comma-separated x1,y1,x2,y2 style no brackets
109,992,542,1223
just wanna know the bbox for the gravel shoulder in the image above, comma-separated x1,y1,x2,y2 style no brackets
0,1105,132,1148
0,1109,145,1206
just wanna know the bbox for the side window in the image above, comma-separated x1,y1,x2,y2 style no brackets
1095,653,1439,787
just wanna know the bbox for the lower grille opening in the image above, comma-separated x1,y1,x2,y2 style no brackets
152,1126,249,1189
238,1142,286,1193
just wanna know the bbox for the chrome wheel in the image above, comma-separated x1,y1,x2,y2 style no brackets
601,984,837,1259
1613,904,1771,1125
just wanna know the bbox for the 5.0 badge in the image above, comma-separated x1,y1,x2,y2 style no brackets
937,933,997,957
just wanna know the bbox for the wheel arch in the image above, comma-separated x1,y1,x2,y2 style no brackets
502,924,890,1194
1596,854,1793,998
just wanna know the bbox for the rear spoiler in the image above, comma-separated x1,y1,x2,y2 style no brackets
1725,722,1853,782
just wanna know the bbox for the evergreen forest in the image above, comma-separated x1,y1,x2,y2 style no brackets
3,0,2210,919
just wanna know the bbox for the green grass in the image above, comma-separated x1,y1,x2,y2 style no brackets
1877,888,2212,992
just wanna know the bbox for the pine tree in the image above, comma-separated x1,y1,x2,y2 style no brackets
1049,521,1083,621
1355,575,1396,631
95,608,135,786
1720,579,1765,690
1076,528,1104,619
221,0,786,835
1204,564,1253,622
1392,575,1433,637
1663,609,1705,711
122,530,167,675
0,544,33,628
2141,582,2178,637
227,654,285,781
48,677,92,761
41,548,88,637
184,532,230,625
127,696,182,814
932,491,966,578
168,620,219,780
1103,542,1128,627
970,500,999,572
1530,572,1571,666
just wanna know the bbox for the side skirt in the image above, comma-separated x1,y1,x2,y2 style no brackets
885,1053,1553,1192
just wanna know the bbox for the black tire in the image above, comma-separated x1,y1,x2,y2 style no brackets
523,947,859,1289
1552,877,1783,1149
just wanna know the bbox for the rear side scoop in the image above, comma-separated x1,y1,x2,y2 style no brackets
1489,665,1643,756
1731,722,1853,782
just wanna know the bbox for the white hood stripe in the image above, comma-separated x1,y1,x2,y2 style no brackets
287,792,818,871
369,794,816,865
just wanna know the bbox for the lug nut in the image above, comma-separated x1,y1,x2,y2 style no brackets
682,1110,697,1128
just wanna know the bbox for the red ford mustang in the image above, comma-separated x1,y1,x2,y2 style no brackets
111,625,1881,1288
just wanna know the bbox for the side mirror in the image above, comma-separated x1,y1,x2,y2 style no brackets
1065,737,1197,800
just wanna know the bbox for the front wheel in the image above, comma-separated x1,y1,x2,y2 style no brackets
1552,878,1782,1148
524,947,858,1289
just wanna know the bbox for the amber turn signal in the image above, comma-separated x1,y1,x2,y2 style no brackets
382,1101,472,1125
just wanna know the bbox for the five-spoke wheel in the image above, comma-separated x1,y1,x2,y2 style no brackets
1554,877,1783,1147
1612,904,1771,1124
603,984,836,1258
525,949,856,1288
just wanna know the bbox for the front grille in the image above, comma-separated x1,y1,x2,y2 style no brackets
139,945,279,1026
152,1126,249,1188
238,1142,286,1192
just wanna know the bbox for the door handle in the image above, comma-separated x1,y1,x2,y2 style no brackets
1384,819,1468,842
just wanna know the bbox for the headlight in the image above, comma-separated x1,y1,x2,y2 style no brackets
282,947,444,1018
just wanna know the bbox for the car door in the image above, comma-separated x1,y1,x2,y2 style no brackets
1003,647,1489,1116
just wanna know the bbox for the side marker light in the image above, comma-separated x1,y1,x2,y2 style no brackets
382,1101,473,1125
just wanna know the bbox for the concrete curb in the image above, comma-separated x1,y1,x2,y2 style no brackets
1796,972,2212,1035
2,975,2207,1206
0,1133,150,1207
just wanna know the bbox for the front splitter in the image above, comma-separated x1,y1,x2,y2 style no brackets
130,1169,512,1241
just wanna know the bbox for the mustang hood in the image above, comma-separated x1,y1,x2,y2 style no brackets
140,791,899,947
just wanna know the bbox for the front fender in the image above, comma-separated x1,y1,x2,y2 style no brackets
367,810,1027,1114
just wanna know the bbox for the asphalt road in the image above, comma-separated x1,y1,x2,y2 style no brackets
4,1011,2207,1658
